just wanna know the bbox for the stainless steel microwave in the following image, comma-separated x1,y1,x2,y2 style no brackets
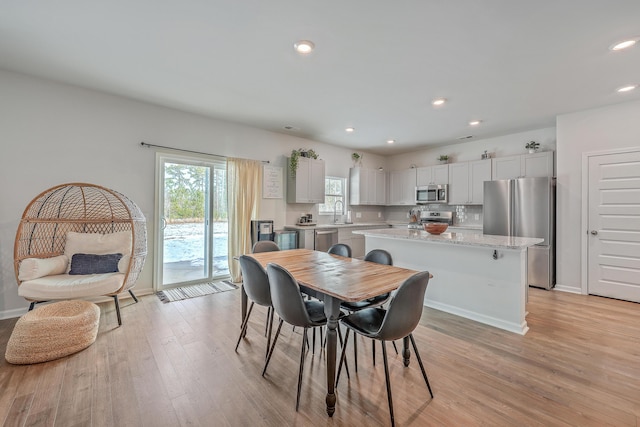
416,184,448,204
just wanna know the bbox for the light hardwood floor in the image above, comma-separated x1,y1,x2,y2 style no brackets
1,287,639,426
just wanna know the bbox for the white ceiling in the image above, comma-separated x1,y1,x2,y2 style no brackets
1,1,639,155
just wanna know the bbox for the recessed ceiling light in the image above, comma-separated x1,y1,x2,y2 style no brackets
294,40,315,55
469,120,482,126
387,139,395,144
617,84,638,93
432,98,447,106
345,127,355,133
610,38,638,51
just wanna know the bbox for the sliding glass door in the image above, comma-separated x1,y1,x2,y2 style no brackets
156,153,228,289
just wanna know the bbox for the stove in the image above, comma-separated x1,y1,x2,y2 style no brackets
407,210,453,229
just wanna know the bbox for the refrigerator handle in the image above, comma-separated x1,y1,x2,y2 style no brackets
508,179,515,236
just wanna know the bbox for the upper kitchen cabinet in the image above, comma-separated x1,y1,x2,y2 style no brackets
491,155,521,180
492,151,554,180
416,164,449,186
287,157,325,203
522,151,554,177
388,168,417,205
448,160,492,205
350,167,386,205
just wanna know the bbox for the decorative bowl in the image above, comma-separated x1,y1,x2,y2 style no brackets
424,223,448,235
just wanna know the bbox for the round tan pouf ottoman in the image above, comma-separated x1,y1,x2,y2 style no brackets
5,300,100,364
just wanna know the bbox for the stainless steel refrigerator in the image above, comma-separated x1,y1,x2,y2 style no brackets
483,177,556,289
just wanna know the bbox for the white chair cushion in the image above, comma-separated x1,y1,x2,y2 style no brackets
18,273,125,300
64,231,132,273
18,255,69,281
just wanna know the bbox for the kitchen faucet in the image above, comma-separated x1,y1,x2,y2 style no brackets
334,200,344,223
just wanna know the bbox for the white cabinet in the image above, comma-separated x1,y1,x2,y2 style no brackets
448,160,492,205
338,228,353,253
296,229,315,250
491,155,521,180
448,162,469,205
339,225,389,258
374,170,387,205
351,234,365,258
388,169,417,205
287,157,325,203
338,227,365,258
416,165,449,186
492,151,554,180
349,167,387,205
522,151,554,177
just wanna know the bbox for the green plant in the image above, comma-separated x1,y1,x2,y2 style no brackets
290,148,319,177
351,152,361,162
438,155,449,162
525,141,540,150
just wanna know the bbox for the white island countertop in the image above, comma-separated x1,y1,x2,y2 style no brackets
353,228,542,249
285,222,390,230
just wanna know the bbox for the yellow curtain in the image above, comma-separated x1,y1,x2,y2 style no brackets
227,158,262,282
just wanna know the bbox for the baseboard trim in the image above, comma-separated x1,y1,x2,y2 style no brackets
553,284,583,294
0,307,28,321
0,288,155,320
424,301,529,335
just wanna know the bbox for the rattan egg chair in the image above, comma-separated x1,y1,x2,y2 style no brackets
14,183,147,326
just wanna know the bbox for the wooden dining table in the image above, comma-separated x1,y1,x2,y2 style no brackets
245,248,423,417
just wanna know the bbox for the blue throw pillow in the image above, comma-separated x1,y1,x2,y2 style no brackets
69,253,123,275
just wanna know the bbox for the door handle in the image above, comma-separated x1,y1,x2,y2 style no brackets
161,217,167,230
590,230,598,235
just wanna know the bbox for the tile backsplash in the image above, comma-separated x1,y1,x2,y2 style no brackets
385,204,483,227
452,205,483,227
287,203,483,227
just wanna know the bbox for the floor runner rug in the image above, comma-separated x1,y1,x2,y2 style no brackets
156,280,238,303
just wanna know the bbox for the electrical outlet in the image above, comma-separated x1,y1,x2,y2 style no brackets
356,212,362,219
378,212,382,218
475,214,480,220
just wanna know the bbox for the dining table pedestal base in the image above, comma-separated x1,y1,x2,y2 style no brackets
323,296,340,416
402,336,411,367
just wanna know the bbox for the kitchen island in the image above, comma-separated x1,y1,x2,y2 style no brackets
353,228,543,334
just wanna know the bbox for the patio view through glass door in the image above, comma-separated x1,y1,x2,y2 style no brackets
157,155,228,289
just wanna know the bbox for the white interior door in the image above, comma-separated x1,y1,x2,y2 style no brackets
587,150,640,302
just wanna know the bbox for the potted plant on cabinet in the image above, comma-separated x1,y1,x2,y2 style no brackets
525,141,540,154
290,148,319,177
438,155,449,164
351,152,362,166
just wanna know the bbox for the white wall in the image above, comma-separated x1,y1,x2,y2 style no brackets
556,99,640,293
0,69,385,318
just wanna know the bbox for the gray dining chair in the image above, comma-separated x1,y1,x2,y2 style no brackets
336,270,434,427
248,240,281,339
235,255,274,359
252,239,323,353
252,240,280,253
340,249,397,370
328,243,352,257
263,262,329,411
342,249,393,312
